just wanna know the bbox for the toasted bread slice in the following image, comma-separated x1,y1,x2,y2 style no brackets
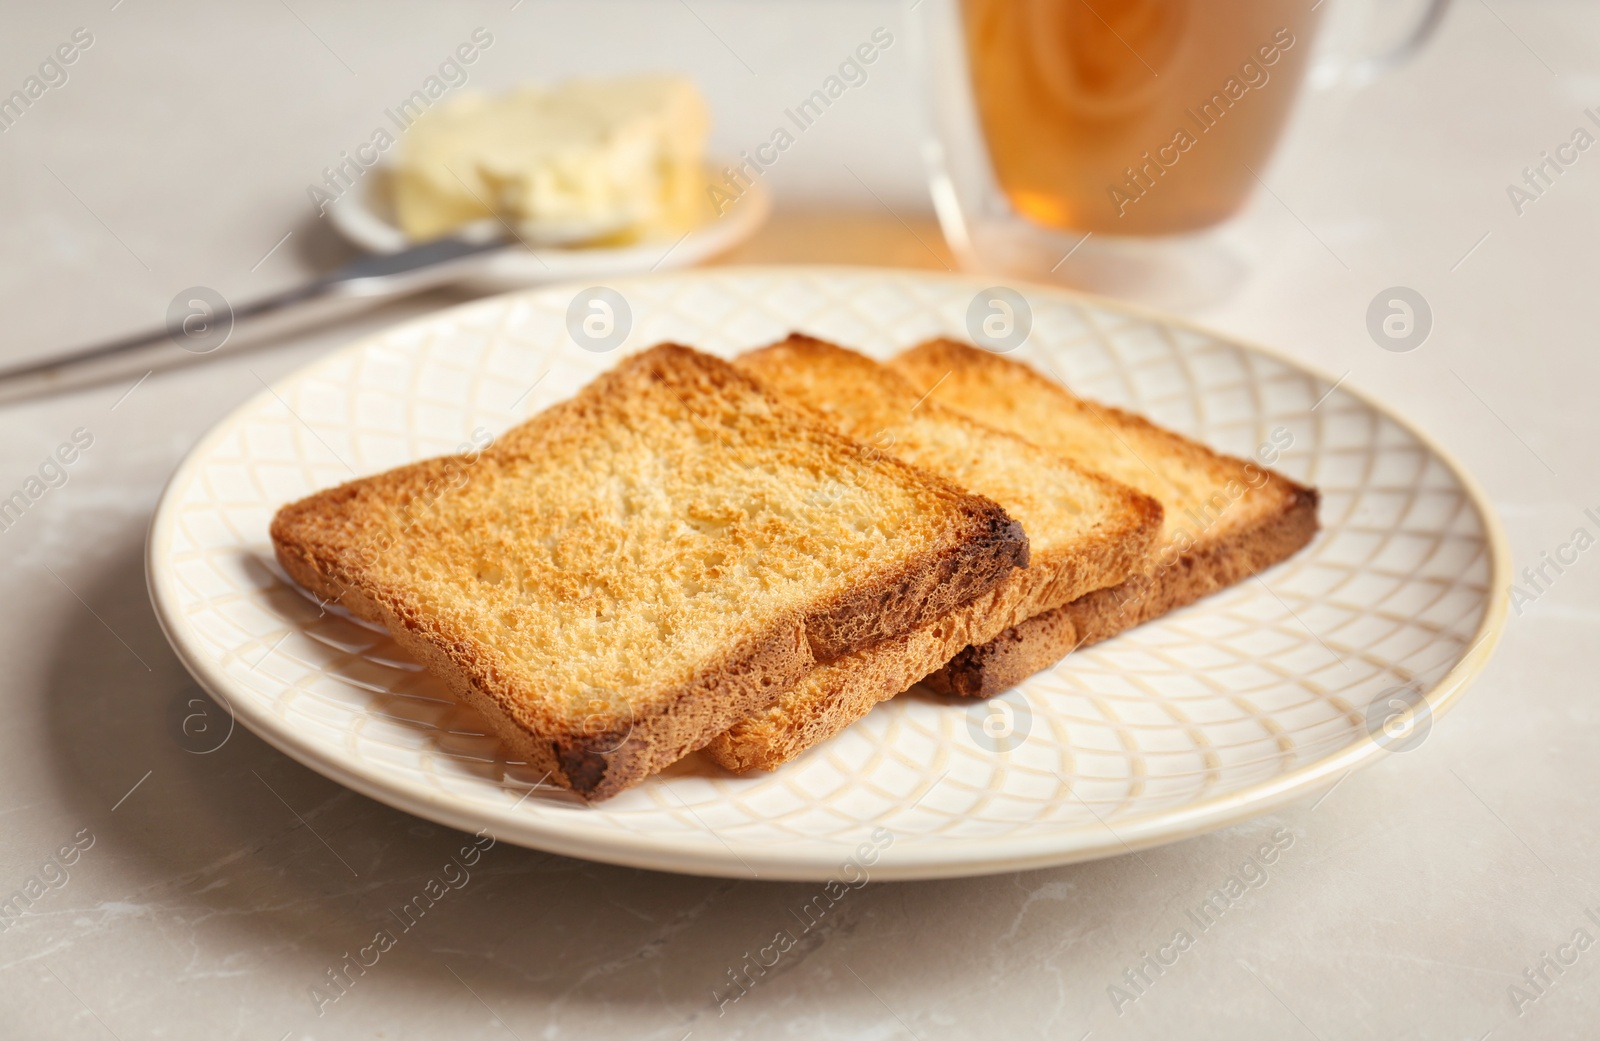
271,344,1028,800
893,339,1320,697
702,336,1161,771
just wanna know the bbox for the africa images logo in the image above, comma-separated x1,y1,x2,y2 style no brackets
1107,27,1297,217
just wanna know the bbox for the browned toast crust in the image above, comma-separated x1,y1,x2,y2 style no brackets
928,483,1319,697
702,336,1162,772
271,344,1026,800
894,338,1320,699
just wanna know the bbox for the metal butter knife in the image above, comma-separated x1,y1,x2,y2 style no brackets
0,235,514,405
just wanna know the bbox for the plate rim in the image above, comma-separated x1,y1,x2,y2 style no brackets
145,265,1512,881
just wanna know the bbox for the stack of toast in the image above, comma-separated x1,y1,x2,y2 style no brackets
272,335,1318,801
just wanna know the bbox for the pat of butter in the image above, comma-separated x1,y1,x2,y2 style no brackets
392,75,710,245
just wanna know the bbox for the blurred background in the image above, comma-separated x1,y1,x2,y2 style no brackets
1,2,1597,1038
3,0,936,370
0,0,1589,479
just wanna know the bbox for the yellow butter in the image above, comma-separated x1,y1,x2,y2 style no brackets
392,75,709,245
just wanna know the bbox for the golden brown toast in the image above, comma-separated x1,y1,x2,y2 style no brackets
702,336,1162,771
892,338,1319,697
270,344,1028,800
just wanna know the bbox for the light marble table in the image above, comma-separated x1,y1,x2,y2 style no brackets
1,2,1595,1038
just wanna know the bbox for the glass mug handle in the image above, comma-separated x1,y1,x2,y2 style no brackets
1310,0,1453,87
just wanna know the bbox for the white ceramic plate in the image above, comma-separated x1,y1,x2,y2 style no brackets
147,268,1508,881
325,161,770,292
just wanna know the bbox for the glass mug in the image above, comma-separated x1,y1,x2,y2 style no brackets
911,0,1451,306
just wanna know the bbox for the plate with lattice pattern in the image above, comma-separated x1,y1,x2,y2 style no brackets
147,268,1508,881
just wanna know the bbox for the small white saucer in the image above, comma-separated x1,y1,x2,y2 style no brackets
325,160,770,291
